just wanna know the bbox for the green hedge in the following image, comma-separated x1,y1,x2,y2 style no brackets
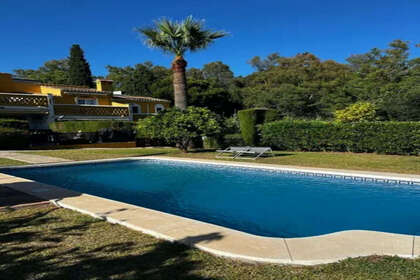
49,121,133,133
260,120,420,155
238,109,269,145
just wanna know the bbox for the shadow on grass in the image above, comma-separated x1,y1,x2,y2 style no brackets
0,207,223,279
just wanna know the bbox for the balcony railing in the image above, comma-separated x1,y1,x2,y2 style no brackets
54,104,130,117
0,93,48,107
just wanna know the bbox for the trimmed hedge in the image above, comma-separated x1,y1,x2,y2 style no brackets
238,108,268,146
260,120,420,155
50,121,135,144
0,119,30,149
49,121,133,133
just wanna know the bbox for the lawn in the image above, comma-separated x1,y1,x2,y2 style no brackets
24,148,420,174
0,158,27,167
1,206,418,280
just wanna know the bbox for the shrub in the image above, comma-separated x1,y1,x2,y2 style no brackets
223,133,245,147
0,119,30,149
137,107,220,152
238,108,268,145
0,118,29,130
335,102,377,122
203,136,220,149
261,120,419,155
263,109,283,123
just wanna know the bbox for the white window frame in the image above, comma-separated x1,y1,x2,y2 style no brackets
75,97,98,105
154,104,165,113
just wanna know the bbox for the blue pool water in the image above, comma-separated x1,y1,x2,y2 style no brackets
3,159,419,238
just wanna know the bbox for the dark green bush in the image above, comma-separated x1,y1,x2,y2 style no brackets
238,108,268,145
203,136,220,149
260,120,420,155
263,109,283,123
0,127,30,149
223,133,245,147
0,119,30,149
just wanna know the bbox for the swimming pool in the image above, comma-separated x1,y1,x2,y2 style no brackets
3,159,419,238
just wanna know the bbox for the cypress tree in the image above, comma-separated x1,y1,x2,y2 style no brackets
67,44,93,87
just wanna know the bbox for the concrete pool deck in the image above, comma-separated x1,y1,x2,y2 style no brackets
0,156,419,265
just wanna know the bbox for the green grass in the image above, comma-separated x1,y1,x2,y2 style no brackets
0,158,27,167
23,147,180,161
1,206,418,280
24,148,420,174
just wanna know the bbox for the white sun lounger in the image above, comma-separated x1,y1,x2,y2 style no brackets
216,146,250,158
216,146,274,160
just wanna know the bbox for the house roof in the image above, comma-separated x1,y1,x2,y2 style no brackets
112,95,171,103
42,85,113,95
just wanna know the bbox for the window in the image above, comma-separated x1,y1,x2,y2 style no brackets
76,98,98,105
132,104,141,114
155,104,165,113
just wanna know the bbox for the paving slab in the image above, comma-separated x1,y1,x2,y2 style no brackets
414,236,420,257
285,230,414,265
0,151,69,164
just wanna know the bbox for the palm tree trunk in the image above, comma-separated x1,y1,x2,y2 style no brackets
171,56,187,109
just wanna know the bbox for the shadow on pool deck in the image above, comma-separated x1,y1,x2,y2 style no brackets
0,186,46,208
0,206,225,279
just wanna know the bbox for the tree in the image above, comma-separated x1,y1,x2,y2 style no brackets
14,59,69,84
248,53,280,71
242,53,352,118
67,44,93,87
137,16,227,109
202,61,234,87
106,62,173,100
137,107,221,152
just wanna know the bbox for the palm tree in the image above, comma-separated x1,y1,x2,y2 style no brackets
138,16,226,109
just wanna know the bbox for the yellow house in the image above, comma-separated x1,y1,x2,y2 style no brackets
0,73,170,128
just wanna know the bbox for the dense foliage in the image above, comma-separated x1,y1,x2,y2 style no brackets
261,120,420,155
137,107,220,152
67,44,93,87
335,102,377,122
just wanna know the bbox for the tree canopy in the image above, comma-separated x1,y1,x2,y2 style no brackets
14,59,69,84
67,44,93,87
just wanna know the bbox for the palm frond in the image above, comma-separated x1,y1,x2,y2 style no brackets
136,16,227,56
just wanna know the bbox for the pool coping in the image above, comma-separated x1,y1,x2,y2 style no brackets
0,156,419,265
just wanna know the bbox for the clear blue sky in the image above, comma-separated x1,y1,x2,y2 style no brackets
1,0,419,77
